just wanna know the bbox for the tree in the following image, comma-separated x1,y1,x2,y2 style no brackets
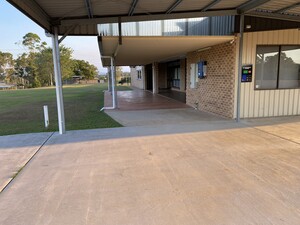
22,32,47,52
0,51,14,82
59,46,74,81
72,59,98,80
14,33,45,87
12,32,96,88
116,66,122,82
15,33,75,87
35,46,74,86
35,47,54,86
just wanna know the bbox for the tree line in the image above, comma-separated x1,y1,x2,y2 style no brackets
0,33,98,88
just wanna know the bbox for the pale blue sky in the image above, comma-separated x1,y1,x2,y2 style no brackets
0,0,109,74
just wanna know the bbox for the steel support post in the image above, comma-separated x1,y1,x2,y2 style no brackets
52,27,66,134
236,14,244,122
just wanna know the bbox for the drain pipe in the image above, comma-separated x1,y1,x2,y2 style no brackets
100,56,117,111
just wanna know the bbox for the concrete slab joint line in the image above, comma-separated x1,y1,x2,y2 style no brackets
0,132,55,193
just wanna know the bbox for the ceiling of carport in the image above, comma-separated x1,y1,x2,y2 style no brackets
100,35,234,66
7,0,300,36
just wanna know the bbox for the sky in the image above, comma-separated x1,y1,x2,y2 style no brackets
0,0,112,74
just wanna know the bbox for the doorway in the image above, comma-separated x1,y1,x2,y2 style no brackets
145,64,153,91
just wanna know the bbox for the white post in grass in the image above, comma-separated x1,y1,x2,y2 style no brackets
43,105,49,128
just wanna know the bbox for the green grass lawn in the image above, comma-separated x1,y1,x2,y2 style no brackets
0,84,131,136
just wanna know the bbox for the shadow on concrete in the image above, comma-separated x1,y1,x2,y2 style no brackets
0,115,299,150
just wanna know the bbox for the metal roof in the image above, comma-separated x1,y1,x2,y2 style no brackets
7,0,300,36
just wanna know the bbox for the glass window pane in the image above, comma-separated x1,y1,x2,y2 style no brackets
278,46,300,89
255,46,279,89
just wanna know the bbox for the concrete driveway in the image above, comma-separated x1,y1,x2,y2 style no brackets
0,116,300,224
0,132,53,192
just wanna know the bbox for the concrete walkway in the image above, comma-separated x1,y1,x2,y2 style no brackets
104,90,190,110
106,108,228,127
0,132,53,192
0,117,300,225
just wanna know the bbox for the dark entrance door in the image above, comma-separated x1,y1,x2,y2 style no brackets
145,64,153,91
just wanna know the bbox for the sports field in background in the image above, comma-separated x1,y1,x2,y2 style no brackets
0,84,130,136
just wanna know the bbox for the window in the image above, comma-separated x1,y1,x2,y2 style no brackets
170,67,180,88
137,70,142,80
255,45,300,90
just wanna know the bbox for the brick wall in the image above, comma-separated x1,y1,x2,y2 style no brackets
186,42,236,118
130,67,144,90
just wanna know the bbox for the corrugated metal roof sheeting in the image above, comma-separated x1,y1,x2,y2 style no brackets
35,0,86,18
260,0,299,11
59,24,98,35
287,6,300,15
211,0,247,9
134,0,175,14
92,0,131,17
8,0,300,37
175,0,211,12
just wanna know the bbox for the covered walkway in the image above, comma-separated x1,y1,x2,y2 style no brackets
103,89,228,127
159,90,186,103
104,89,190,111
103,89,232,127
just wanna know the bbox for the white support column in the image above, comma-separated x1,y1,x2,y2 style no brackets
236,14,244,122
111,57,118,109
52,27,66,134
152,63,158,94
107,67,112,92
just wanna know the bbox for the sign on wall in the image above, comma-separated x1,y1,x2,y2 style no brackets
241,65,253,82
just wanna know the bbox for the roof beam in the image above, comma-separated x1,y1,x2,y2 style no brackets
166,0,183,14
58,25,78,44
237,0,271,13
201,0,223,12
118,17,122,45
274,2,300,14
61,9,238,25
7,0,51,31
97,36,104,56
128,0,139,16
84,0,93,18
247,10,300,22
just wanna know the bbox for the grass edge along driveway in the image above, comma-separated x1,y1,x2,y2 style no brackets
0,84,130,136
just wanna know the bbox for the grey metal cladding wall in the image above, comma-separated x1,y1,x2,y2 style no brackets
139,21,162,36
188,18,209,35
234,16,300,33
163,19,186,36
98,16,235,36
211,16,235,35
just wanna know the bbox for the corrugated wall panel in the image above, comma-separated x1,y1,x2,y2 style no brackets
163,19,186,36
187,18,209,35
240,29,300,118
211,16,234,35
139,21,162,35
98,16,234,36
